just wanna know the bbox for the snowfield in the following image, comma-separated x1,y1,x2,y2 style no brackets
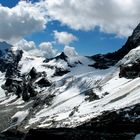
0,72,5,101
11,110,29,125
0,45,140,135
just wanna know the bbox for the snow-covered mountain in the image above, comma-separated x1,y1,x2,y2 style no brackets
1,24,140,139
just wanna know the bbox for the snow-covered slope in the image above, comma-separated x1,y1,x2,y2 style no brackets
1,24,140,140
0,45,140,132
119,46,140,65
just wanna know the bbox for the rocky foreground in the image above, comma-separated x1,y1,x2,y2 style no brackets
1,104,140,140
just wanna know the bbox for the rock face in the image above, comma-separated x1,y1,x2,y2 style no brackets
29,67,38,80
1,103,140,140
55,52,68,62
0,49,23,74
0,42,52,102
53,68,70,76
2,67,52,101
7,104,139,140
91,23,140,69
23,128,136,140
0,42,23,74
119,60,140,78
89,54,117,69
36,78,51,88
80,104,140,132
44,52,68,63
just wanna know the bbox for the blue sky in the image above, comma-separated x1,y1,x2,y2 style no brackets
26,21,127,55
0,0,129,55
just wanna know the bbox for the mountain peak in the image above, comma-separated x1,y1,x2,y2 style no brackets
128,23,140,44
90,23,140,69
55,52,68,62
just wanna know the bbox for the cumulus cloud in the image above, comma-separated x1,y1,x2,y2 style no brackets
64,46,78,57
54,31,77,45
15,39,36,51
1,0,138,43
0,1,47,43
39,42,57,58
1,0,139,43
16,39,57,59
45,0,140,37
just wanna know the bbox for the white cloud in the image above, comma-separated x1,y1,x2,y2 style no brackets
64,46,78,57
39,42,57,58
15,39,57,59
45,0,140,37
15,39,36,51
27,49,45,57
1,0,139,44
0,1,47,43
54,31,77,45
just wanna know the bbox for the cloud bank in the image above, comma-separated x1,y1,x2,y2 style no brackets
46,0,140,37
0,0,140,54
0,1,47,43
0,0,140,43
16,39,35,51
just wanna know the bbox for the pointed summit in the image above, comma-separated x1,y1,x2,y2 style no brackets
55,52,68,62
118,23,140,58
130,23,140,42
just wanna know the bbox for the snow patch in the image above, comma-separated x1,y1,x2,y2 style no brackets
0,72,6,101
12,110,29,125
134,134,140,140
119,46,140,65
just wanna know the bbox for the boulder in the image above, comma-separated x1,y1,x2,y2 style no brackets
36,78,51,88
29,67,38,80
119,60,140,79
53,68,70,76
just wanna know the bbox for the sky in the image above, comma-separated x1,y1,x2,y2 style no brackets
0,0,139,56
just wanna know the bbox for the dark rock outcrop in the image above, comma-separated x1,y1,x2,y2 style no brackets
43,52,68,63
0,49,23,75
119,60,140,78
36,78,51,88
0,129,25,140
55,52,68,62
85,89,100,102
2,104,137,140
1,77,37,101
2,78,22,95
53,68,70,76
79,104,140,135
29,67,38,80
2,103,140,140
24,128,136,140
2,66,52,101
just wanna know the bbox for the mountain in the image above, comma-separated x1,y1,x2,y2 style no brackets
90,23,140,69
1,24,140,139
